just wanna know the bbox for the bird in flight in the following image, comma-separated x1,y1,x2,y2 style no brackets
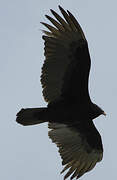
16,6,105,180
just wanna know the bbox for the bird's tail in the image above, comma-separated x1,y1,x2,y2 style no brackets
16,108,48,126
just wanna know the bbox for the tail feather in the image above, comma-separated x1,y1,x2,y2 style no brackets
16,108,48,126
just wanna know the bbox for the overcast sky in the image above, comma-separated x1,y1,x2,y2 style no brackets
0,0,117,179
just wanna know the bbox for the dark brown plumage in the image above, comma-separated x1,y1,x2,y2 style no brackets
16,6,105,179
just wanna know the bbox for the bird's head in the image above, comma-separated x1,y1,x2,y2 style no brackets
92,103,106,119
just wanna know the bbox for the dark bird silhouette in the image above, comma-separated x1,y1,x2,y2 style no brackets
16,6,105,180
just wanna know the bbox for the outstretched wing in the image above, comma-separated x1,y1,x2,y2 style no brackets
48,122,103,180
41,6,91,103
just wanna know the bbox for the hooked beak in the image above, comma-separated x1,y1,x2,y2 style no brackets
103,111,106,116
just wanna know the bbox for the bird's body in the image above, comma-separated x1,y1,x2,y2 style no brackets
47,101,101,123
16,6,105,179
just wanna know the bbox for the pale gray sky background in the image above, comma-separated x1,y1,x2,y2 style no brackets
0,0,116,179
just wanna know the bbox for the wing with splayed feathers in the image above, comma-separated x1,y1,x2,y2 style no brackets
48,122,103,179
41,6,91,103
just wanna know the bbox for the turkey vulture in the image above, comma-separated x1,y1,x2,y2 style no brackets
16,6,105,180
